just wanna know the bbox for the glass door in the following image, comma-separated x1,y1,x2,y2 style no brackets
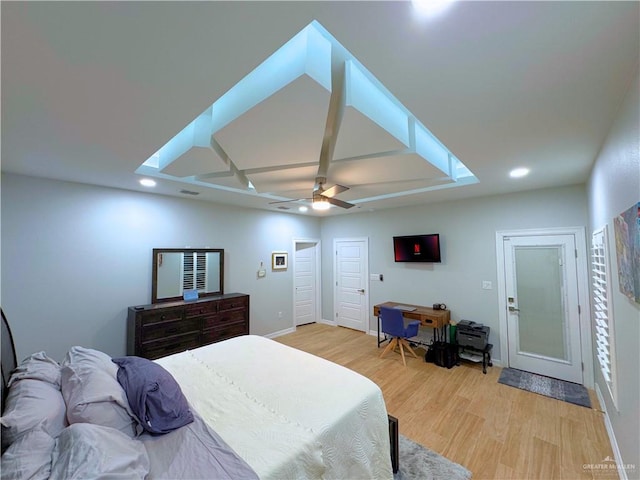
504,234,583,383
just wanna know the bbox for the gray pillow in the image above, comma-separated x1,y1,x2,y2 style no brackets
0,426,55,480
8,351,61,388
62,345,119,376
50,423,150,479
112,356,194,434
60,346,138,437
0,379,67,449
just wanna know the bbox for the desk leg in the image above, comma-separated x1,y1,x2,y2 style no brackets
377,315,389,348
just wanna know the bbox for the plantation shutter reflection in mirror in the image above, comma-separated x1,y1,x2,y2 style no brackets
183,252,194,290
196,251,206,292
182,252,207,294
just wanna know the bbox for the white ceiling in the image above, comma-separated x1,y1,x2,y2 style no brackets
2,1,639,216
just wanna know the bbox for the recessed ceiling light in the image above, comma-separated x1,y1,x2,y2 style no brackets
139,178,156,187
509,167,530,178
298,206,309,212
412,0,456,17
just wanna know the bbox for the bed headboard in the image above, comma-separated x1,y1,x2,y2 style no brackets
1,308,17,412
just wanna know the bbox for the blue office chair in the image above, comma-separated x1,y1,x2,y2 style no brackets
379,306,421,366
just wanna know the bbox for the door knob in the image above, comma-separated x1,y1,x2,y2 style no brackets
358,289,365,293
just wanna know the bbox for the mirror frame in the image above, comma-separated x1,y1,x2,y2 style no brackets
152,248,224,304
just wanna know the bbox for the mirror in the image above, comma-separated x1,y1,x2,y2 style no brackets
152,248,224,303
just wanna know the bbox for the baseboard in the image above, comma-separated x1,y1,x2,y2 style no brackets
264,327,296,339
319,318,336,326
267,320,337,339
595,383,629,480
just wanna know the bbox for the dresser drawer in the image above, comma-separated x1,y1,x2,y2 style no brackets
142,317,200,342
219,296,248,312
139,309,182,326
202,309,247,329
141,332,200,359
202,323,247,345
219,308,247,325
185,302,217,318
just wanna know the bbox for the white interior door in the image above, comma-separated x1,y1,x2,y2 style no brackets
334,238,368,332
504,234,583,384
294,242,318,326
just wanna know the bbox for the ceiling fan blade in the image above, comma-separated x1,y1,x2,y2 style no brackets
322,184,349,198
326,196,356,209
268,198,308,205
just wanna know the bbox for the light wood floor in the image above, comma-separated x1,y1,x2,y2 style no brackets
275,323,614,480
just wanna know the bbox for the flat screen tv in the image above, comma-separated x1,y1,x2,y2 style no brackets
393,234,441,263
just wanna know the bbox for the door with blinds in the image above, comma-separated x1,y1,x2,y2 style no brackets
503,234,584,384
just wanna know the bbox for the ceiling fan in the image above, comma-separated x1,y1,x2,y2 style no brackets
270,177,356,210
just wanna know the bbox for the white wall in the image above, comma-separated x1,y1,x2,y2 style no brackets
1,173,320,361
320,184,589,363
587,68,639,473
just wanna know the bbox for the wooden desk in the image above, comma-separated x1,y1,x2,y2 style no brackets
374,302,450,347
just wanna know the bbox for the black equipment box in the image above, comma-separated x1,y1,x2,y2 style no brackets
456,320,490,350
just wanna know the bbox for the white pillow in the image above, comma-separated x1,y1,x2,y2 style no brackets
0,426,55,480
60,346,138,437
0,379,67,449
50,423,150,479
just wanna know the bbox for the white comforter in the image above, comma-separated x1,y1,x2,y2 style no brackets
156,335,393,480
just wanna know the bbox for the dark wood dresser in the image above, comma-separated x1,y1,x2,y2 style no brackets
127,293,249,359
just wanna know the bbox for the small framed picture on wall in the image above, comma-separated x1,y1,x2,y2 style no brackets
272,251,288,270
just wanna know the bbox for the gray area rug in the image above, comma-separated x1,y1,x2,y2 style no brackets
394,434,471,480
498,367,591,408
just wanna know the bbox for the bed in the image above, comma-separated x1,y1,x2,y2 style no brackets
0,309,394,479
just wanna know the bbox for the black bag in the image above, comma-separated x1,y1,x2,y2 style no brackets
425,341,458,369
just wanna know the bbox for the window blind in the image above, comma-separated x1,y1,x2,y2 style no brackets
591,226,617,408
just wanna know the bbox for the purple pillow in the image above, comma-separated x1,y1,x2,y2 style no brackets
111,356,193,435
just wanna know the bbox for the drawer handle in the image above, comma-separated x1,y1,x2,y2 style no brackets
165,328,178,334
160,315,166,320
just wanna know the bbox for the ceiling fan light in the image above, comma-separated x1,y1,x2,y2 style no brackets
312,198,331,211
